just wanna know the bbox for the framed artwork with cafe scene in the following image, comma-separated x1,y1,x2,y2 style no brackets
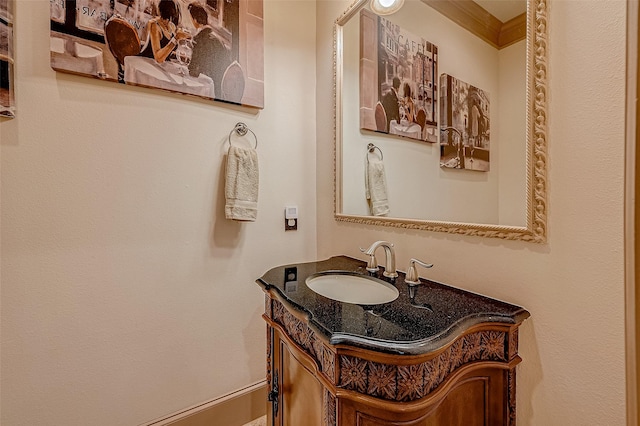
50,0,264,108
359,8,438,143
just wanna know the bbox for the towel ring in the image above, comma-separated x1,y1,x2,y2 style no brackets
228,122,258,149
366,143,383,161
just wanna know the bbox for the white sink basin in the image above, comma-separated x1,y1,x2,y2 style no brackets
305,271,399,305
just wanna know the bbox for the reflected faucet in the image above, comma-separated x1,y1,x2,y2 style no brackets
360,241,398,278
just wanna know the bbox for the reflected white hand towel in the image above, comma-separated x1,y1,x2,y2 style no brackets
225,145,259,221
365,156,389,216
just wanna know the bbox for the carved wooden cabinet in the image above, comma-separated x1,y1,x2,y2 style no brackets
258,257,529,426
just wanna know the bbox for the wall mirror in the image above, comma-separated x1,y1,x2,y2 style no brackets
334,0,547,242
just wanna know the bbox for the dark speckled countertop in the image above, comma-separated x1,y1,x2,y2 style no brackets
256,256,529,355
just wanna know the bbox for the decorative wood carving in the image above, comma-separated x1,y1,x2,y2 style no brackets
272,299,337,384
339,330,507,402
324,388,337,426
266,324,273,418
266,325,272,398
367,362,397,400
508,328,519,360
340,355,369,394
508,368,517,426
396,363,425,401
265,295,272,319
322,345,337,383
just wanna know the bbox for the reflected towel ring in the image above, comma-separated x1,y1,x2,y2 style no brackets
228,122,258,149
366,143,383,161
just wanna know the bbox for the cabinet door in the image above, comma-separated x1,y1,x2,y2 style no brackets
339,368,506,426
272,328,324,426
420,375,495,426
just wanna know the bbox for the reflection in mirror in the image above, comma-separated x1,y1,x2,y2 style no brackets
334,0,547,242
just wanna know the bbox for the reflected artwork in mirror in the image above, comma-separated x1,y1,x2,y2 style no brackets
359,9,439,143
440,74,491,172
334,0,547,242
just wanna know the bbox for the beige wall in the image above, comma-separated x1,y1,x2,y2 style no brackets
0,0,631,425
0,0,317,425
317,0,628,424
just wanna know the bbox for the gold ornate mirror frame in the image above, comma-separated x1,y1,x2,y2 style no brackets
333,0,548,243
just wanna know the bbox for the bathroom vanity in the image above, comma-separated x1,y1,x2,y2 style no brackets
257,256,529,426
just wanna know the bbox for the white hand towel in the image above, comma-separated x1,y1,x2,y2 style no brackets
225,145,259,221
365,156,389,216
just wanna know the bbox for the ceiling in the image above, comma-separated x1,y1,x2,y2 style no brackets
474,0,526,22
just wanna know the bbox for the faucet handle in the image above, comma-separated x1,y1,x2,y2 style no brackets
405,258,433,285
359,247,379,272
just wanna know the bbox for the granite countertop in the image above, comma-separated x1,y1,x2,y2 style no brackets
256,255,530,355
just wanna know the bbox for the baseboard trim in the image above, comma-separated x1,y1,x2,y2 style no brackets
141,380,267,426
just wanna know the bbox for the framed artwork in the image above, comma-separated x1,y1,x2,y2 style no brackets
359,8,438,143
50,0,264,108
439,73,490,172
0,0,14,118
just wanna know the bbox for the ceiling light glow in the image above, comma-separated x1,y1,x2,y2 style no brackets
370,0,404,15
